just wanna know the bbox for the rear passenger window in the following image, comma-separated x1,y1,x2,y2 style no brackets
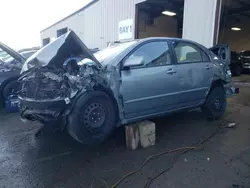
172,41,208,63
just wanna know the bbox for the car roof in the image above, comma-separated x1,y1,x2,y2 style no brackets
138,37,196,43
135,37,210,51
116,37,198,44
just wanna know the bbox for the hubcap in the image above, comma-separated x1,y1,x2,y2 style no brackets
211,97,222,111
82,103,106,133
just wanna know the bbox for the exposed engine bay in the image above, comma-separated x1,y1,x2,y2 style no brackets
19,62,106,101
18,31,108,125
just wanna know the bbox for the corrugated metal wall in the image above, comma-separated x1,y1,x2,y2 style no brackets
40,0,145,49
182,0,220,47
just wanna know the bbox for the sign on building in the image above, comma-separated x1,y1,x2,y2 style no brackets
118,19,133,40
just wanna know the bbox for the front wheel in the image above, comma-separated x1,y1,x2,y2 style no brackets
201,87,226,120
67,91,117,145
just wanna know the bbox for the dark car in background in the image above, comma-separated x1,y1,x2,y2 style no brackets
229,51,242,76
3,50,37,64
0,42,37,107
239,50,250,71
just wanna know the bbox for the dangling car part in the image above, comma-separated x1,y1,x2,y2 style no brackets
19,31,239,145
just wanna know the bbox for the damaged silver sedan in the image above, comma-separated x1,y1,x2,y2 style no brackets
18,31,238,145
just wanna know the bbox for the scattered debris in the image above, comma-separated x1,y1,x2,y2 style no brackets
227,122,236,128
64,98,70,104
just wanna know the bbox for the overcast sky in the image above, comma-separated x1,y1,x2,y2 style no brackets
0,0,91,49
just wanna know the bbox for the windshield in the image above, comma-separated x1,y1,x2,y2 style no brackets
78,41,137,66
0,51,11,61
240,51,250,57
0,49,29,69
0,50,8,59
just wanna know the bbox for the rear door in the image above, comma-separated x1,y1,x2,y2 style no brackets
171,40,213,107
120,40,180,120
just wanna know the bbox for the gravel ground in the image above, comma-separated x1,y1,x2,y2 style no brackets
0,75,250,188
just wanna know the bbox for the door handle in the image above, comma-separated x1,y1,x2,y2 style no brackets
166,69,177,74
205,65,212,69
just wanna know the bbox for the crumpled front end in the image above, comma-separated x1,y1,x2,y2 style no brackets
19,63,106,125
18,31,107,125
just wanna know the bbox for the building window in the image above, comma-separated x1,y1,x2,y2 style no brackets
57,27,68,37
42,38,50,46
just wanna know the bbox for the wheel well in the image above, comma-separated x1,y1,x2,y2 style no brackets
211,79,224,90
0,76,19,92
93,85,120,120
0,76,19,107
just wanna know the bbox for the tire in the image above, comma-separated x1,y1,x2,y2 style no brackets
67,91,117,145
234,66,242,77
3,80,19,99
201,87,226,120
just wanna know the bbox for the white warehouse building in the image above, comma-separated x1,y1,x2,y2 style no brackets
40,0,250,52
41,0,146,49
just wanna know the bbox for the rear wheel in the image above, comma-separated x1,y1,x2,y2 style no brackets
67,91,117,145
201,87,226,120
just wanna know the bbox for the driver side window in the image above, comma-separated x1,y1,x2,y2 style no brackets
124,41,171,68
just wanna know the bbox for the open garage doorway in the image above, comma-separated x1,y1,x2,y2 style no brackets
135,0,184,39
219,0,250,76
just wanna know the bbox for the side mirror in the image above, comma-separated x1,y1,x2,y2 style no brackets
123,57,144,69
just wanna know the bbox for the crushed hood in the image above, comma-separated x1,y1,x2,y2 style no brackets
21,31,101,73
18,31,108,102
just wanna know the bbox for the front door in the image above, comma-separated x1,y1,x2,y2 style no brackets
120,40,180,120
171,40,214,106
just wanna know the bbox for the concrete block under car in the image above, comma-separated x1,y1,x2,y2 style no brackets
139,120,156,148
125,125,140,150
125,120,155,150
